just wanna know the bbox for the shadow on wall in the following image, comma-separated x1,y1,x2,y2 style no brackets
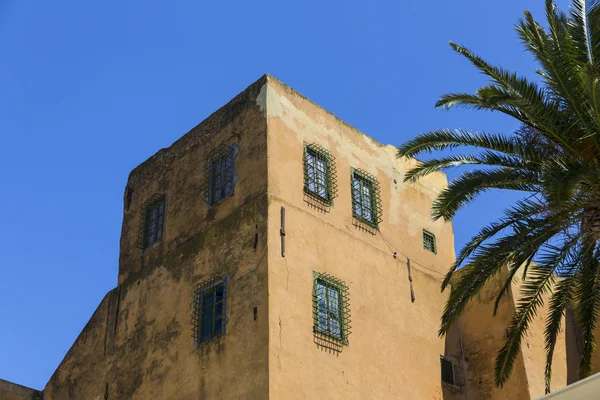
442,322,469,400
565,307,583,385
439,307,584,400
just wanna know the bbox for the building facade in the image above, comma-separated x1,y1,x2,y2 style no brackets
3,75,585,399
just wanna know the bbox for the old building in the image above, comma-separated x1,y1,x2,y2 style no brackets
2,75,584,399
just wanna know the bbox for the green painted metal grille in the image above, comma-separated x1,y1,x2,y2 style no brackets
303,143,338,205
191,274,228,347
137,194,165,249
312,272,351,345
423,230,436,253
350,168,382,228
203,144,238,205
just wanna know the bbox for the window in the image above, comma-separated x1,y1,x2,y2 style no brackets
193,276,228,346
316,280,342,338
204,144,238,205
423,230,436,253
312,272,351,344
441,357,455,385
351,169,382,228
303,143,337,204
138,194,165,249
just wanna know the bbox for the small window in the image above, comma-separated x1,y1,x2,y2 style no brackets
441,357,455,385
138,194,165,249
204,144,238,205
303,144,337,204
423,230,436,253
193,276,228,346
312,272,351,344
316,280,342,338
351,169,382,228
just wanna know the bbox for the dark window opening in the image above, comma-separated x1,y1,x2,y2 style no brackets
210,153,233,204
312,272,351,345
316,279,342,339
193,277,228,346
423,230,437,253
204,145,238,205
351,169,381,228
304,145,338,205
352,174,374,223
142,195,165,249
441,358,455,385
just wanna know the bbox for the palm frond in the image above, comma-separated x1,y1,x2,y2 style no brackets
432,168,541,221
404,152,538,182
544,275,575,393
440,215,562,336
495,237,580,387
542,157,593,206
397,129,521,159
569,0,596,64
397,0,600,388
441,198,546,291
493,258,533,317
495,265,556,387
573,237,600,378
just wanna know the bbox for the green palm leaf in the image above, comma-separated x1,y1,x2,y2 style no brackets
397,0,600,390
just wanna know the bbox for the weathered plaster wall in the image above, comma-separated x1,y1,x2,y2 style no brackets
0,379,42,400
260,77,455,276
455,266,532,400
454,266,571,400
43,77,270,399
443,322,471,400
263,77,457,399
511,274,569,398
119,76,269,285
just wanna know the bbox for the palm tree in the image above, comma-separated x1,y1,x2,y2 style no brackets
397,0,600,393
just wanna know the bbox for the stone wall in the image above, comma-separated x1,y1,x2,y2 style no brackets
43,76,270,399
0,379,42,400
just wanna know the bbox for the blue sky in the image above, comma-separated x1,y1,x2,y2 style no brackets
0,0,569,390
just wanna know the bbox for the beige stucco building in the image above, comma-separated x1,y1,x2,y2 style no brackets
2,75,589,399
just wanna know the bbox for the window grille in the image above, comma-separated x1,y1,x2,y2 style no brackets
423,230,436,253
137,194,165,249
191,275,228,347
350,168,383,228
441,357,456,385
312,272,351,345
303,143,337,205
203,144,239,205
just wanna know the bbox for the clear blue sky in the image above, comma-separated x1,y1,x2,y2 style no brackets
0,0,569,390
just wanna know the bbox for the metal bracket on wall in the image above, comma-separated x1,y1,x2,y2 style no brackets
407,258,415,303
280,207,286,257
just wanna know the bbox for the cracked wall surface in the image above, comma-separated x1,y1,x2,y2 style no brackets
264,76,456,399
42,77,270,399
